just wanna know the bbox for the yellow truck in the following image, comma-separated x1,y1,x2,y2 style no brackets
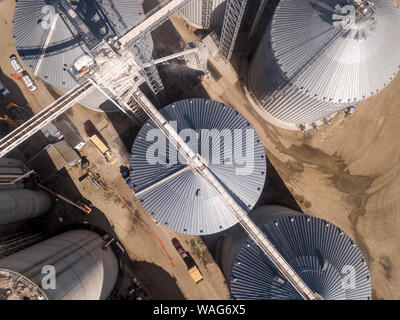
188,265,204,284
89,134,116,164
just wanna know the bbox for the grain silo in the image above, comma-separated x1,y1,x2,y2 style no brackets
180,0,227,31
12,0,151,112
0,158,51,227
247,0,400,129
0,230,118,300
129,98,267,235
221,205,372,300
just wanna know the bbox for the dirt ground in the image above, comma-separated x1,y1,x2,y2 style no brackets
1,0,399,301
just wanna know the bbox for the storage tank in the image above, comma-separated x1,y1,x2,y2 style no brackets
0,158,30,185
0,189,51,226
12,0,152,112
180,0,227,31
0,230,118,300
221,205,372,300
129,98,267,235
248,0,400,129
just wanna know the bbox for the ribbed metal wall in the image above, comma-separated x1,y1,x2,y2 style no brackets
180,0,227,31
0,158,28,186
0,189,52,226
0,230,118,300
248,0,400,128
12,0,149,112
222,205,372,300
130,98,267,235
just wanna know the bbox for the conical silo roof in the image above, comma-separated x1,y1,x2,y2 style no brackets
129,98,267,235
12,0,150,112
223,206,371,300
270,0,400,104
248,0,400,128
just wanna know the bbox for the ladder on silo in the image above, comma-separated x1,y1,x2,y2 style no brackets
219,0,248,60
202,0,214,29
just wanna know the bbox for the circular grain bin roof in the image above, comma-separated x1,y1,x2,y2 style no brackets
270,0,400,103
0,269,47,300
12,0,148,111
224,206,371,300
130,98,267,235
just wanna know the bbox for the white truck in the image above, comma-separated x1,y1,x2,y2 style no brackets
22,73,37,92
9,55,23,73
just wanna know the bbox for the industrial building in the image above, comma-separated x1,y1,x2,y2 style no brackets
247,0,400,130
0,230,118,300
12,0,153,112
129,98,267,235
221,205,372,300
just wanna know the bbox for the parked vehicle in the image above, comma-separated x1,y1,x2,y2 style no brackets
71,55,94,79
345,105,356,116
0,80,10,96
9,55,23,73
22,73,37,92
171,238,204,284
172,238,189,259
89,134,116,164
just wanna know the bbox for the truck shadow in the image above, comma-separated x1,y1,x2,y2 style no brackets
122,260,185,300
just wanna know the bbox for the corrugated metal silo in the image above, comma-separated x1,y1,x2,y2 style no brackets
12,0,150,112
0,158,51,226
129,98,267,235
180,0,227,31
248,0,400,129
0,230,118,300
221,205,372,300
0,189,51,226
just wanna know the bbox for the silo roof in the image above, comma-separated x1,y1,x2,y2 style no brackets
270,0,400,104
229,213,371,300
12,0,147,109
129,98,267,235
